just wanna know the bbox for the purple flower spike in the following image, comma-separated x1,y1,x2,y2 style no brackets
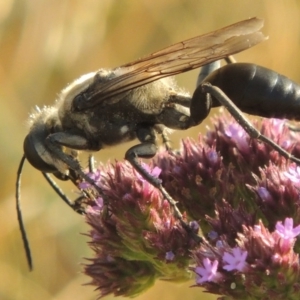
79,112,300,298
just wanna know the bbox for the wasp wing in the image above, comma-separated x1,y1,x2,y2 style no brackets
75,18,266,110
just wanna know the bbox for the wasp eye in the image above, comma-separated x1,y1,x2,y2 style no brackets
73,93,88,111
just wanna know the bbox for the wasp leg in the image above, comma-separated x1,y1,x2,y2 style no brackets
197,83,300,165
288,124,300,132
153,124,172,151
44,132,105,197
224,55,236,64
125,125,184,218
88,154,95,173
42,172,84,214
196,61,221,87
191,55,240,126
70,154,96,211
196,56,236,87
125,126,201,242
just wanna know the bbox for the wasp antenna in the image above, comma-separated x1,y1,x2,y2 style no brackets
16,155,33,271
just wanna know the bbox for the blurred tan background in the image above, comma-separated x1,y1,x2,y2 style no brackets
1,0,300,299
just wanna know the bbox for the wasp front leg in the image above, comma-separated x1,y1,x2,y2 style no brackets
42,157,95,215
44,132,105,197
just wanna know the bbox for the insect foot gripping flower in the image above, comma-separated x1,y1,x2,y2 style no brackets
80,112,300,299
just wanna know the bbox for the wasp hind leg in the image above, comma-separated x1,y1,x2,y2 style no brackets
193,82,300,165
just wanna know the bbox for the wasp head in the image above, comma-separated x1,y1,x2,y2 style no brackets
23,106,62,174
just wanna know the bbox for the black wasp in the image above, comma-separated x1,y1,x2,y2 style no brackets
17,18,269,270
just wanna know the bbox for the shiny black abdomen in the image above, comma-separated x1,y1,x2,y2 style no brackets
205,63,300,120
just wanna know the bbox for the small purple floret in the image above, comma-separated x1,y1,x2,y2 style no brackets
195,258,222,284
165,251,175,261
222,247,248,272
275,218,300,240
